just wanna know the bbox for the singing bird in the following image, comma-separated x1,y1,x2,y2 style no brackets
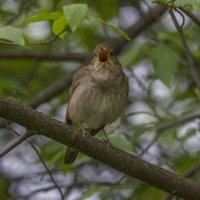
64,43,129,164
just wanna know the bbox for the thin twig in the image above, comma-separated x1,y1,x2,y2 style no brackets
169,8,200,92
0,51,88,62
0,131,32,158
175,8,185,28
179,7,200,27
28,143,64,200
31,28,68,46
126,111,157,118
138,112,200,158
139,134,160,157
0,28,68,46
7,127,64,200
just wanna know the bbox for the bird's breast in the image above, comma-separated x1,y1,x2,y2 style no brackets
68,82,127,129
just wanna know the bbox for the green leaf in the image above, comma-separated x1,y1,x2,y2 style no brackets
109,134,132,151
63,4,88,32
88,16,131,41
149,44,179,86
52,16,68,39
0,26,25,46
78,185,104,200
119,42,147,68
176,0,200,12
41,141,63,164
27,11,62,23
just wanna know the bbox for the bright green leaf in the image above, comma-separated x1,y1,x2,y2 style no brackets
27,11,63,23
149,44,179,86
88,16,131,41
41,141,64,165
109,134,132,151
0,26,25,46
63,4,88,32
52,16,68,39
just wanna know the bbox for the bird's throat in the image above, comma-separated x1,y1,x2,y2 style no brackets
98,49,109,63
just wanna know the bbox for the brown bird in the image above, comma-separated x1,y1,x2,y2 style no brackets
64,43,129,164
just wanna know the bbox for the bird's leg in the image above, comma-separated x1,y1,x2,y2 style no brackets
79,122,90,137
102,128,111,143
102,128,112,152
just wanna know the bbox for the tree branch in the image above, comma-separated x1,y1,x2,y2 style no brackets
0,96,200,199
169,8,200,92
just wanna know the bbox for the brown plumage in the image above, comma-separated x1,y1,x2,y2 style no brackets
64,43,129,164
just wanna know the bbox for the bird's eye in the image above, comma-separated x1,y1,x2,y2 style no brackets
110,51,114,56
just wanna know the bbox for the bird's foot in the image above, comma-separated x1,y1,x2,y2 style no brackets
79,123,89,138
102,129,112,151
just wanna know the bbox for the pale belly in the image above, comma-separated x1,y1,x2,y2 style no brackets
68,84,127,129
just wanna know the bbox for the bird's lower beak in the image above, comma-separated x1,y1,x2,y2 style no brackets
98,49,109,63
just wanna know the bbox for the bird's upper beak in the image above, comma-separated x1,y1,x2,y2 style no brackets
98,48,109,63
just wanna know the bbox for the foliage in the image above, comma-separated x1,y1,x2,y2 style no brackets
0,0,200,199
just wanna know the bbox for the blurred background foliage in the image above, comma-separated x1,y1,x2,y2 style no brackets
1,0,200,199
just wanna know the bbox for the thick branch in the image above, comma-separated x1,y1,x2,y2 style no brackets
0,96,200,199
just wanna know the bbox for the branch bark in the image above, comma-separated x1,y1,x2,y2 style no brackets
0,96,200,199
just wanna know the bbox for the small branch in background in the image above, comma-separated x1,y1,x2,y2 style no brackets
169,8,200,92
184,162,200,179
30,29,68,46
25,74,73,109
139,134,160,157
0,29,68,46
0,131,33,158
179,7,200,27
7,127,64,200
175,8,185,28
137,112,200,157
0,52,88,62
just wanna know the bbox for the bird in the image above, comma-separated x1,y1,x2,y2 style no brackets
64,43,129,164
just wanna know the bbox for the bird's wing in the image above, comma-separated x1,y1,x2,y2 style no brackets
70,66,91,95
66,66,91,124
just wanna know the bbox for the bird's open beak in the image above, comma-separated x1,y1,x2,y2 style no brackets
98,48,109,63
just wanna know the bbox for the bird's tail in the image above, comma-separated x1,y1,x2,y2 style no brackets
64,147,79,164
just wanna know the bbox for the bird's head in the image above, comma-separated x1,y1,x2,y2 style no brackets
94,43,115,64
